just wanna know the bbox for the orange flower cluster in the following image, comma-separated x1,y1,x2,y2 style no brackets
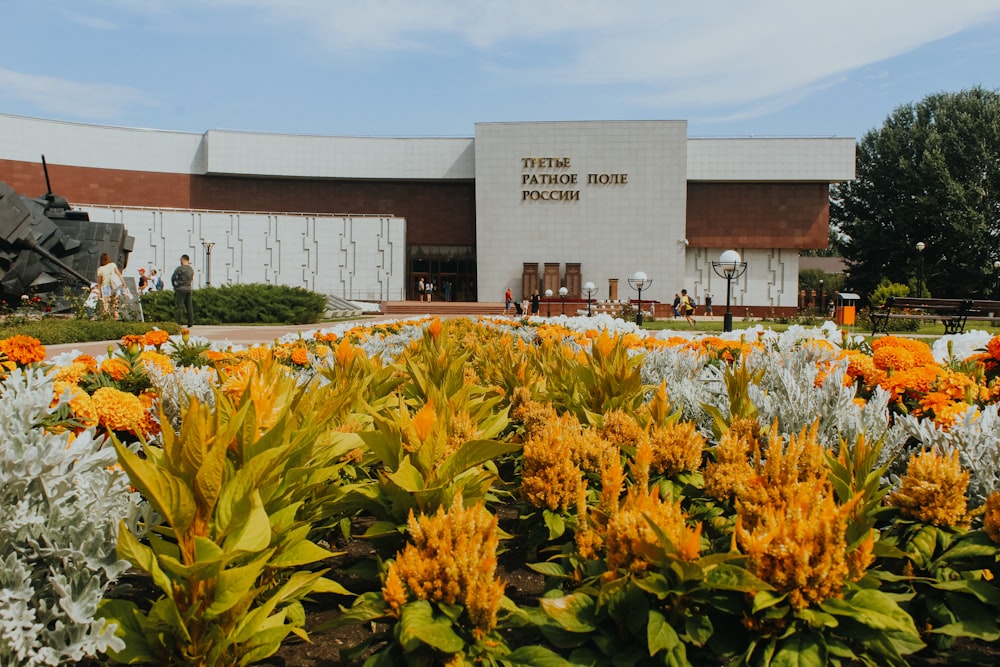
143,329,171,348
888,449,970,528
577,440,702,574
52,380,98,429
99,357,131,381
382,495,505,635
648,420,705,477
733,423,857,609
520,411,605,512
91,386,147,433
736,486,853,609
0,334,46,366
982,492,1000,544
702,429,755,502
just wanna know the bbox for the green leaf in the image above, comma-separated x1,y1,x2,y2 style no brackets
310,576,354,597
98,598,160,664
115,439,197,533
542,510,566,540
193,433,228,512
386,455,425,492
647,610,679,655
821,589,919,637
540,593,596,633
434,439,522,484
224,490,272,555
269,539,338,567
204,557,269,618
398,600,464,653
910,524,938,564
527,561,570,578
771,631,825,667
502,646,574,666
116,521,174,598
706,562,775,592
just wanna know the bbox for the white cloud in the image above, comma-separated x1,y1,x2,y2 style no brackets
0,68,152,121
207,0,1000,108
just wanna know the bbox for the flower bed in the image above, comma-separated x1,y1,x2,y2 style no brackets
4,316,1000,666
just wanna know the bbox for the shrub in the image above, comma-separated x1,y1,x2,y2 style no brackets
0,369,132,665
0,319,181,346
141,283,326,325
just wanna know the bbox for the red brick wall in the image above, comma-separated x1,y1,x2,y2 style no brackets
686,182,829,249
0,159,477,247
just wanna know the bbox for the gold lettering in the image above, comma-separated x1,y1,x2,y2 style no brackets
587,173,629,185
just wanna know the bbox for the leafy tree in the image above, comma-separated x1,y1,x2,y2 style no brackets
832,87,1000,299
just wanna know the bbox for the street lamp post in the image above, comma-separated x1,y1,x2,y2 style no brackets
711,250,748,332
627,271,651,326
202,241,215,286
558,286,568,315
916,241,926,296
544,289,553,317
582,281,596,316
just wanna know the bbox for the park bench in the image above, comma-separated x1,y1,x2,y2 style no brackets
871,297,1000,335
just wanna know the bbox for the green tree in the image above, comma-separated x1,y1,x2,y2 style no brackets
832,87,1000,299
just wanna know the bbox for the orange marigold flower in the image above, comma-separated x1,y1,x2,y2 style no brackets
0,335,46,365
52,361,91,385
987,336,1000,362
120,334,146,352
143,328,171,348
52,381,98,428
139,350,175,375
73,354,99,372
99,357,132,381
290,346,310,366
888,449,970,528
91,386,147,433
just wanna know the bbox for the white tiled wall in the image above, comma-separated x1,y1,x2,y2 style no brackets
79,205,406,301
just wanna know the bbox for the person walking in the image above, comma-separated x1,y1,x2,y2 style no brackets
417,277,425,302
704,291,713,316
680,289,696,326
503,287,513,316
530,290,540,315
95,252,126,319
171,254,195,327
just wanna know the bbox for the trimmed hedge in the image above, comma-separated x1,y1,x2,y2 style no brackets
140,283,327,325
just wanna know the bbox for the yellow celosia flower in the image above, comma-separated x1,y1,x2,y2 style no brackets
648,420,705,477
600,409,644,450
382,494,505,635
703,429,754,502
736,486,852,609
888,449,970,528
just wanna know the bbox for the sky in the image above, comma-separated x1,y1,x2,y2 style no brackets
2,0,1000,141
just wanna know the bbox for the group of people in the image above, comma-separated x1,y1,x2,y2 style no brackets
503,288,541,317
87,253,195,326
671,289,713,326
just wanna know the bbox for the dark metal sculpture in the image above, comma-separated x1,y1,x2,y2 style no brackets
0,157,134,311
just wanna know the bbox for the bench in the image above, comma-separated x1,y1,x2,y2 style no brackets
871,297,1000,335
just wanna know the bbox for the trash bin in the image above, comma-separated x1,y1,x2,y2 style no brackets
835,292,860,326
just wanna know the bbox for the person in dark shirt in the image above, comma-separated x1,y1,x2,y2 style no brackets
171,254,195,326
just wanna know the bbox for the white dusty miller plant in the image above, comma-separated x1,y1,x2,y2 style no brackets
0,369,131,666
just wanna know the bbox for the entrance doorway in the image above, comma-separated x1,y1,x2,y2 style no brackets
410,248,477,301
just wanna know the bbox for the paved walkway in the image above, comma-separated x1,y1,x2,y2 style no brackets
44,323,349,361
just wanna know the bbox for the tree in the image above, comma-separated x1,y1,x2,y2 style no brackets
832,87,1000,300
